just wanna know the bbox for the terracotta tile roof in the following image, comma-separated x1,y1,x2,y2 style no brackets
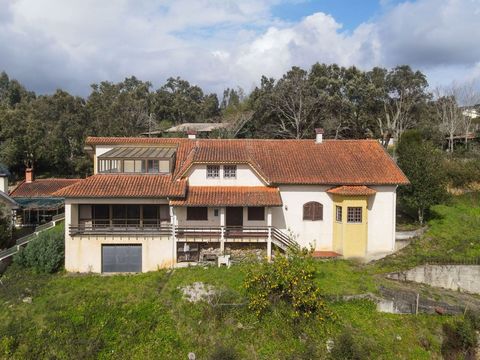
327,185,377,196
10,179,81,198
86,137,409,186
170,186,283,207
52,174,186,198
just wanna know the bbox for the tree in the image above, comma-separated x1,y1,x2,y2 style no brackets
0,203,12,249
265,66,319,139
374,66,430,148
397,130,447,224
434,91,462,153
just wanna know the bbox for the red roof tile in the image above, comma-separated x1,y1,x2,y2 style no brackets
53,174,186,198
85,137,409,186
10,179,81,198
170,186,283,207
327,185,377,196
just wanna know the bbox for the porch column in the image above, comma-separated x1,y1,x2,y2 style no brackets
220,207,226,253
170,205,177,268
267,207,272,261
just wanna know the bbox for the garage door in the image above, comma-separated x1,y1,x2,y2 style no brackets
102,245,142,273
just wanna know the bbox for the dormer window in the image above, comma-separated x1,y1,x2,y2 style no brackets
224,165,237,179
207,165,220,178
97,146,176,174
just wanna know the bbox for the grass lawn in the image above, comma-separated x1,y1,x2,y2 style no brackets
1,194,478,359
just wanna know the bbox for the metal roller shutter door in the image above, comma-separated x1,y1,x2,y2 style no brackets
102,244,142,273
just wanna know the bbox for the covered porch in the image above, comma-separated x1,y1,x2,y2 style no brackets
170,186,286,261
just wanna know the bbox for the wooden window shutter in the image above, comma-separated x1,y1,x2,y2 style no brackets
303,202,323,221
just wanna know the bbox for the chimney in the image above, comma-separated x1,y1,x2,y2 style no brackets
187,130,197,139
25,168,34,183
315,128,324,144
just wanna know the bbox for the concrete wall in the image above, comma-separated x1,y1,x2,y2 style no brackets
388,265,480,295
186,164,265,186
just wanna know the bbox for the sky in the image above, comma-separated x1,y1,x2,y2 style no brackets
0,0,479,96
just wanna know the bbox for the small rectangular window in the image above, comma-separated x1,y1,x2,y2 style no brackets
336,206,342,222
224,165,237,179
248,207,265,221
347,207,362,223
206,165,220,179
187,207,208,221
214,208,219,217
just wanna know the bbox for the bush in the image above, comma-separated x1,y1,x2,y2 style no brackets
330,327,373,360
14,224,64,273
443,158,480,189
441,316,478,360
243,251,333,320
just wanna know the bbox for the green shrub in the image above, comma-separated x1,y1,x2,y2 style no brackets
14,224,64,273
330,327,373,360
441,317,478,360
443,158,480,188
243,252,333,320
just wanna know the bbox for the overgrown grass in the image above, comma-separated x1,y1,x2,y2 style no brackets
0,262,454,359
376,192,480,272
1,195,477,359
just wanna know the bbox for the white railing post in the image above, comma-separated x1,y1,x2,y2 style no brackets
267,207,272,261
220,207,225,253
170,206,177,268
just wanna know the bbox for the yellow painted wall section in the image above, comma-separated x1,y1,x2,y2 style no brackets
332,195,368,258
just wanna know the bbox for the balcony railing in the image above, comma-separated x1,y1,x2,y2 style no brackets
70,219,171,235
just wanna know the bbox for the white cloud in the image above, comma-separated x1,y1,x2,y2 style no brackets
0,0,479,95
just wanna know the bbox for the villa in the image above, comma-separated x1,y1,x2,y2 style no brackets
54,129,409,273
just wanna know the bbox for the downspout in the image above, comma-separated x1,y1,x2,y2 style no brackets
392,186,397,251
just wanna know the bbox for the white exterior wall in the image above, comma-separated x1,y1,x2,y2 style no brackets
276,185,334,250
64,200,174,273
186,164,265,186
367,186,397,254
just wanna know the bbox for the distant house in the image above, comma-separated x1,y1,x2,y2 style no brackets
55,129,409,273
8,168,80,226
0,165,19,222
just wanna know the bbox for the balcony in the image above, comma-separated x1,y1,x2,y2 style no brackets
70,219,171,236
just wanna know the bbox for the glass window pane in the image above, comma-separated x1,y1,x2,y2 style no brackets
135,160,143,173
159,160,170,173
123,160,135,173
148,160,159,173
248,207,265,221
143,205,158,219
112,205,125,219
93,205,109,219
159,205,170,221
79,205,92,221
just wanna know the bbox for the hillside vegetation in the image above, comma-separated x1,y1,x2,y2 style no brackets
1,195,479,359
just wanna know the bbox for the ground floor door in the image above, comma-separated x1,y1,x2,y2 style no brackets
102,244,142,273
226,207,243,227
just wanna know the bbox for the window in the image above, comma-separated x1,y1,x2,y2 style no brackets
98,159,120,173
303,202,323,221
123,160,144,173
347,207,362,223
79,205,92,223
248,207,265,221
207,165,220,179
159,160,170,173
187,207,208,221
147,160,160,173
213,208,219,217
92,204,109,226
335,205,342,222
224,165,237,179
